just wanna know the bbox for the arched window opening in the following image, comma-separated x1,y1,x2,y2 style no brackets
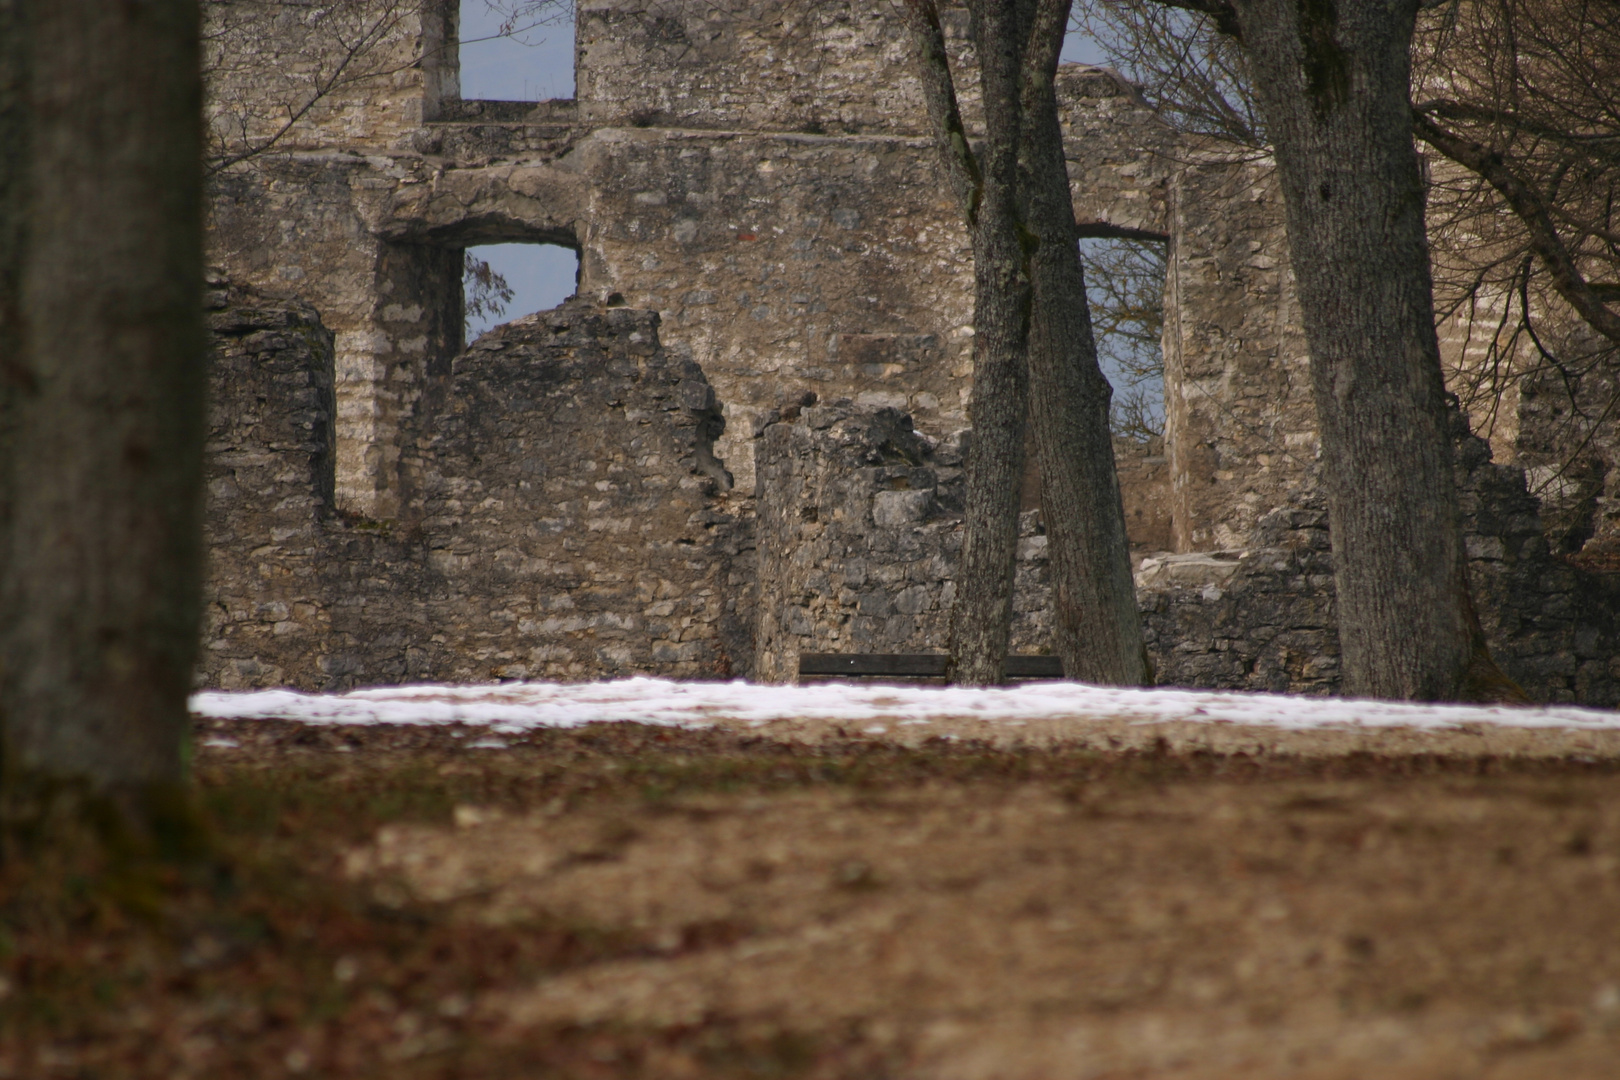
463,242,581,344
459,1,576,101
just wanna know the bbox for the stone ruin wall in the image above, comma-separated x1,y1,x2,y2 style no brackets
202,0,1227,524
199,0,1619,702
203,286,748,690
751,403,1620,704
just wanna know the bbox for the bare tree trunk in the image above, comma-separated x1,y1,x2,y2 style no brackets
1,2,23,567
904,0,1148,686
1227,0,1514,700
0,0,207,841
1019,0,1150,684
949,0,1037,685
902,0,1030,685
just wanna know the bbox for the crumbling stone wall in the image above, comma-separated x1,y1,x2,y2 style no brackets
578,63,1184,493
1135,502,1341,695
400,302,752,680
753,404,1059,683
1454,413,1620,704
750,403,1331,689
1513,325,1620,564
202,288,749,690
204,0,1208,530
209,154,467,520
198,0,1619,701
1142,417,1620,704
753,404,1619,704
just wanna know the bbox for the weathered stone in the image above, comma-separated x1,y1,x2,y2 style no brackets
752,403,1618,703
202,288,750,690
197,0,1619,704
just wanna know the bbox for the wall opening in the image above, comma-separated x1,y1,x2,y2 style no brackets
458,1,576,101
1080,237,1168,443
463,242,581,342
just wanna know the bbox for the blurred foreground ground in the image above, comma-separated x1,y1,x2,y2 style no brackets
5,715,1620,1079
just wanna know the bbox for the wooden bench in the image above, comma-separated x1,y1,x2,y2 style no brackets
797,653,1065,679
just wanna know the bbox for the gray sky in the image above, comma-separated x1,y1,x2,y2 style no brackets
459,3,1106,339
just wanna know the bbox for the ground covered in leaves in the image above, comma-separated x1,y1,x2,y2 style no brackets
5,718,1620,1078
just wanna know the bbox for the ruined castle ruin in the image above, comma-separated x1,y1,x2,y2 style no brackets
200,0,1619,703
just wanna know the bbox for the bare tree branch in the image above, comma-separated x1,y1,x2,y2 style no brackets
1417,110,1620,348
897,0,983,225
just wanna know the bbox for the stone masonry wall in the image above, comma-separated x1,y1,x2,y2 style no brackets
207,15,1192,523
576,0,971,137
1514,323,1620,564
202,289,751,690
1145,416,1620,704
397,302,753,680
199,0,1617,701
209,154,467,521
204,0,458,158
754,404,1619,705
203,282,339,690
753,404,1056,682
1453,411,1620,705
580,64,1178,493
751,403,1328,689
1162,151,1317,552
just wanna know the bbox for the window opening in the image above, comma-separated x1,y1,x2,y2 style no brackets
464,243,581,344
1080,237,1167,442
459,1,575,101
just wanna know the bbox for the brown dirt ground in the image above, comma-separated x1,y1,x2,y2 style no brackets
5,717,1620,1079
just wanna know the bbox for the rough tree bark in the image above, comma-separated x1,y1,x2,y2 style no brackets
1169,0,1518,700
902,0,1148,686
1019,0,1150,684
903,0,1032,685
0,0,208,844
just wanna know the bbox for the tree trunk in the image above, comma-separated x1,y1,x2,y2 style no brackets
947,0,1036,685
0,0,207,840
1228,0,1510,700
1019,0,1150,684
904,0,1148,686
1,1,24,569
901,0,1029,685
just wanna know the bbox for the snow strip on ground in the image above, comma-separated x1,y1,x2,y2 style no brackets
191,679,1620,735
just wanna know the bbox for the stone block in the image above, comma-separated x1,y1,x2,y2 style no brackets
873,489,932,527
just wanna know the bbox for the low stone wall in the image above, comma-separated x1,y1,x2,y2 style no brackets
755,405,964,683
1135,502,1340,694
202,290,752,690
1454,412,1620,705
753,403,1619,704
1140,420,1620,705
